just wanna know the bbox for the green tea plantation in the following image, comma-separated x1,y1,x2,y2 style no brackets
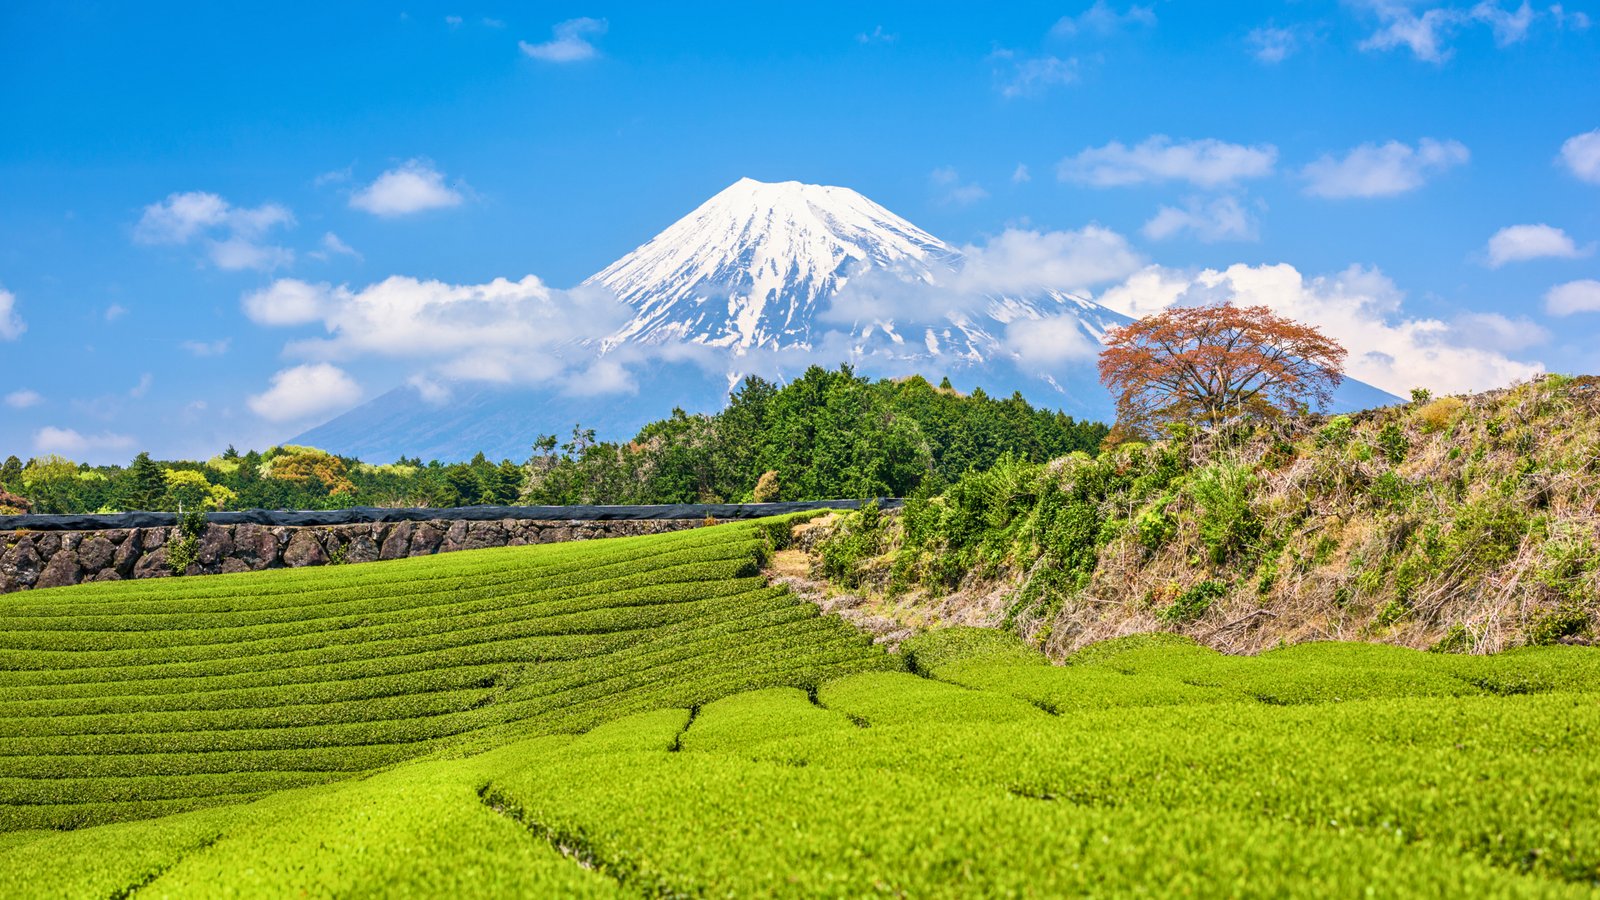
2,517,1598,896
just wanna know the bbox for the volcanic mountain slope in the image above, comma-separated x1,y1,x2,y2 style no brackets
295,178,1396,461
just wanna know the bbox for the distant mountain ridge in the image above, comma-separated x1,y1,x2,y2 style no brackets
294,178,1398,461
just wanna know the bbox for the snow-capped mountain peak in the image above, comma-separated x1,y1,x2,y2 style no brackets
590,177,955,351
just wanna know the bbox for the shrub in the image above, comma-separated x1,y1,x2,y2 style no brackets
1526,605,1592,645
1316,416,1354,449
165,509,208,576
1134,503,1176,551
1187,463,1260,564
1160,580,1227,624
1415,398,1465,433
752,470,780,503
1429,624,1473,654
815,503,888,588
1410,387,1432,405
1374,598,1409,627
1377,422,1408,465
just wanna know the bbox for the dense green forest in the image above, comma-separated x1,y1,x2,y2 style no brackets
0,366,1107,515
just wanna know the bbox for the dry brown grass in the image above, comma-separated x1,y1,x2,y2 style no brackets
796,375,1600,658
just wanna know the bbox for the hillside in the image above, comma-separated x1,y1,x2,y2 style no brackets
0,516,892,831
3,619,1598,894
805,374,1600,655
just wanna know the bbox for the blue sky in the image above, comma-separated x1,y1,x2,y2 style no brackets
2,1,1598,462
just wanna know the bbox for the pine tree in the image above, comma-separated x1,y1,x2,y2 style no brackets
0,455,21,490
121,452,166,511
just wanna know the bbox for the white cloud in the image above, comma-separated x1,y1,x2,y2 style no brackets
1485,224,1590,266
1545,279,1600,315
1559,129,1600,184
1549,5,1591,30
1247,25,1301,63
104,304,127,323
930,167,989,205
407,373,452,405
954,226,1145,295
1003,315,1101,365
1057,136,1278,188
519,17,607,62
1301,138,1469,198
991,51,1079,97
129,373,153,399
349,160,465,217
1355,1,1550,62
824,226,1144,327
1012,164,1031,183
1093,262,1543,395
1051,2,1157,38
242,279,330,326
134,191,296,271
314,165,353,187
4,389,42,409
310,231,362,262
247,364,364,423
856,25,896,44
134,191,229,243
208,236,295,271
33,426,135,456
1142,195,1259,242
181,338,231,357
1472,1,1535,45
445,15,463,27
0,287,23,340
245,275,635,390
1449,311,1549,350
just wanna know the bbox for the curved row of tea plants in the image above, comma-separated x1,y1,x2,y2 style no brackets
0,516,894,831
4,629,1598,896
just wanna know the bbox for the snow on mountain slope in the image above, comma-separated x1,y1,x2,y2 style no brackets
591,177,955,351
589,177,1131,373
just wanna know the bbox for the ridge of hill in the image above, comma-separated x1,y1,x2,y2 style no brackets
805,374,1600,655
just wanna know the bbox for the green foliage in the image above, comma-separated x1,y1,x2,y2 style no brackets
1160,580,1227,624
2,612,1600,895
1410,387,1432,405
900,626,1045,673
1429,624,1473,654
815,502,889,588
1377,421,1408,464
1526,605,1592,645
1316,415,1354,449
1375,598,1410,627
519,368,1107,508
1133,498,1176,550
1188,463,1261,564
164,509,209,577
0,521,894,831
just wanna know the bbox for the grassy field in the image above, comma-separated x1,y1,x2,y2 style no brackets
2,518,1598,896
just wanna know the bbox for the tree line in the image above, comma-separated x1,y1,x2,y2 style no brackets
0,366,1108,515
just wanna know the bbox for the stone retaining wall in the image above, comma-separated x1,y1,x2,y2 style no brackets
0,517,712,594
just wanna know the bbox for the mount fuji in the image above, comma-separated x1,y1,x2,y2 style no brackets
293,178,1397,461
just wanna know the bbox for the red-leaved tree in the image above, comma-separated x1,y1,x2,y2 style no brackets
1098,304,1347,434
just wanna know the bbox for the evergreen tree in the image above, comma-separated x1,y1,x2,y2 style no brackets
121,452,167,511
